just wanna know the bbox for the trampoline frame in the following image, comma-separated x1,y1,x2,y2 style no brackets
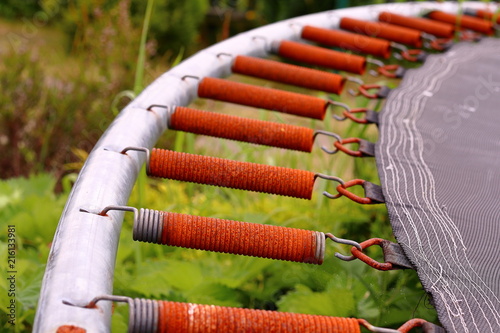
33,2,493,332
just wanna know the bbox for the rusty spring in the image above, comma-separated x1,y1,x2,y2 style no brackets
231,55,346,94
120,147,380,203
198,77,329,120
63,295,439,333
272,40,367,75
134,298,362,333
378,12,454,39
148,148,317,199
169,106,345,153
301,25,392,59
427,10,494,35
339,17,423,48
133,208,326,264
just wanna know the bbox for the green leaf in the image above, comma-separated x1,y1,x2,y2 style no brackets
127,260,173,298
161,260,203,291
212,257,272,289
111,304,130,333
129,259,203,297
187,283,242,307
277,284,355,317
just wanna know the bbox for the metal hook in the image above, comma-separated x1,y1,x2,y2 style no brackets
288,21,304,35
313,130,342,154
366,58,384,68
326,100,351,121
146,104,174,127
78,205,138,224
325,233,362,251
390,42,408,53
120,147,150,174
63,295,132,309
346,77,365,96
147,104,169,111
181,75,200,81
335,252,356,261
358,319,400,333
348,88,357,97
288,21,303,27
216,52,233,58
346,76,364,85
392,52,403,61
100,205,138,218
313,130,341,154
252,35,268,43
421,32,436,42
365,58,384,77
390,42,407,61
251,35,270,52
346,76,365,96
422,40,432,50
314,173,344,199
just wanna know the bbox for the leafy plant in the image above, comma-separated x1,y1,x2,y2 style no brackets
0,174,70,332
0,0,40,19
130,0,208,57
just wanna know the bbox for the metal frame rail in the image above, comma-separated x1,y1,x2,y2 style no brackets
34,2,490,332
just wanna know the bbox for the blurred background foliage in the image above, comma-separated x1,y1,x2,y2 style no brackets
0,0,440,331
1,0,367,180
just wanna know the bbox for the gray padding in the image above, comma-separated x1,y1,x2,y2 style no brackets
376,39,500,332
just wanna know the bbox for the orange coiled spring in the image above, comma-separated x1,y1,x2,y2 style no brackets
198,77,328,120
84,297,439,333
133,209,325,264
170,107,314,152
301,25,391,59
152,300,362,333
273,40,366,75
427,10,494,35
232,55,345,94
378,11,455,38
148,148,315,199
468,8,500,24
340,17,423,48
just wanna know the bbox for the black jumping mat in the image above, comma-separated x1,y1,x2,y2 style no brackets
376,38,500,332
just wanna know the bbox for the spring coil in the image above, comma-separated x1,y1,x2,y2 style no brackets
133,210,326,264
378,12,454,38
301,25,392,59
170,107,315,152
128,299,362,333
339,17,423,48
133,208,164,243
198,77,328,120
128,298,158,333
273,40,367,75
469,9,500,24
427,10,494,35
232,55,345,94
148,148,316,199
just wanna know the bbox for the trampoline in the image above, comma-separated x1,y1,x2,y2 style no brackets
33,2,500,332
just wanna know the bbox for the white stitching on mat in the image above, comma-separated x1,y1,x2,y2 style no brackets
378,40,500,333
